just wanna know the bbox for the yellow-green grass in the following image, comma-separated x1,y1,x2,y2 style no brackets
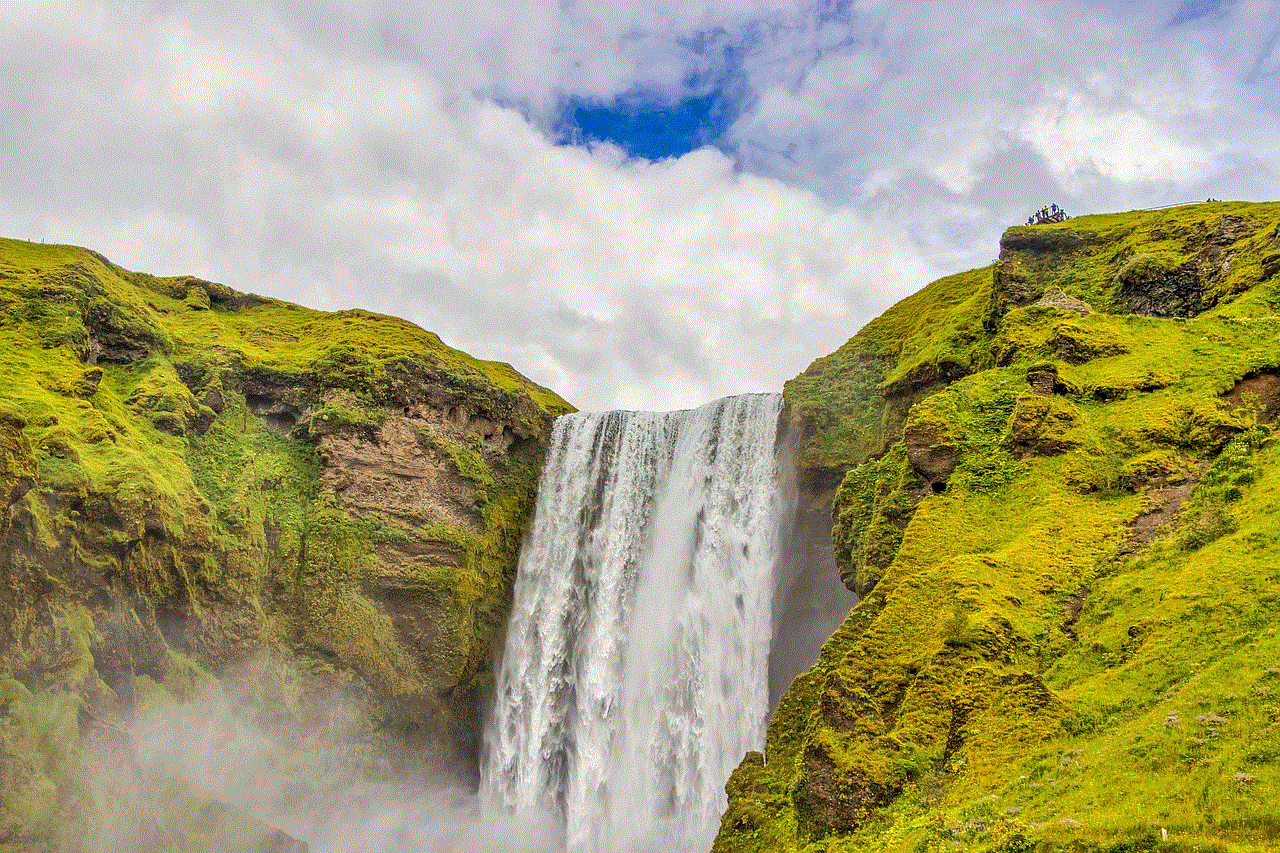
786,201,1280,472
0,236,570,851
720,200,1280,853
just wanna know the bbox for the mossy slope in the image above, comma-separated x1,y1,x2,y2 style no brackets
0,237,572,851
720,202,1280,853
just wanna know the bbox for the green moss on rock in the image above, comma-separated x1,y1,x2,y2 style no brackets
0,236,572,850
832,445,920,596
722,201,1280,853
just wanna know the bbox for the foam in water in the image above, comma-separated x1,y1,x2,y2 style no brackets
483,393,783,853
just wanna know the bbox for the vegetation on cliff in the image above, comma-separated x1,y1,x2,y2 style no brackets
720,202,1280,852
0,237,571,851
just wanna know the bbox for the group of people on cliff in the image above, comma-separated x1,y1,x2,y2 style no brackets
1027,203,1067,225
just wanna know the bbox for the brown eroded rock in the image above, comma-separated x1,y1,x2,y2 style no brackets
904,414,957,492
1033,287,1093,315
1222,367,1280,424
1008,394,1084,457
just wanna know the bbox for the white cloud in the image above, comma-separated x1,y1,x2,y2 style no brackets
2,2,1279,411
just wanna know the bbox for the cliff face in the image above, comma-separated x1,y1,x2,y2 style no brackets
0,238,571,851
718,202,1280,852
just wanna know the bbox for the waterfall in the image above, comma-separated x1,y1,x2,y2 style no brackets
483,393,784,853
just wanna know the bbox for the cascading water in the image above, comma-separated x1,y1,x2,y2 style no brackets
483,393,784,853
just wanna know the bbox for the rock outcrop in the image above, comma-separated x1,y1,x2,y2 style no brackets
718,201,1280,853
0,238,571,851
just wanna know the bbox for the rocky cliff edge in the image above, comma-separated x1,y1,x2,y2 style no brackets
720,201,1280,853
0,237,572,851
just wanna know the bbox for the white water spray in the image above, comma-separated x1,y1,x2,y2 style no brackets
483,393,783,853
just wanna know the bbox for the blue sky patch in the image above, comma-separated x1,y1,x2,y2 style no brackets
555,87,739,161
1168,0,1232,27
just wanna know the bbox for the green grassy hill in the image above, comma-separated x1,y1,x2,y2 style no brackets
0,238,571,851
718,202,1280,853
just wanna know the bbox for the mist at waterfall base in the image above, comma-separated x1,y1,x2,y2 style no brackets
97,690,563,853
99,393,852,853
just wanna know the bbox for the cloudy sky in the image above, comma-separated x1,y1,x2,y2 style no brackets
3,1,1279,411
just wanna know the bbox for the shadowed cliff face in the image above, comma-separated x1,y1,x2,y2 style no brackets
720,202,1280,853
768,422,856,709
0,237,571,852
